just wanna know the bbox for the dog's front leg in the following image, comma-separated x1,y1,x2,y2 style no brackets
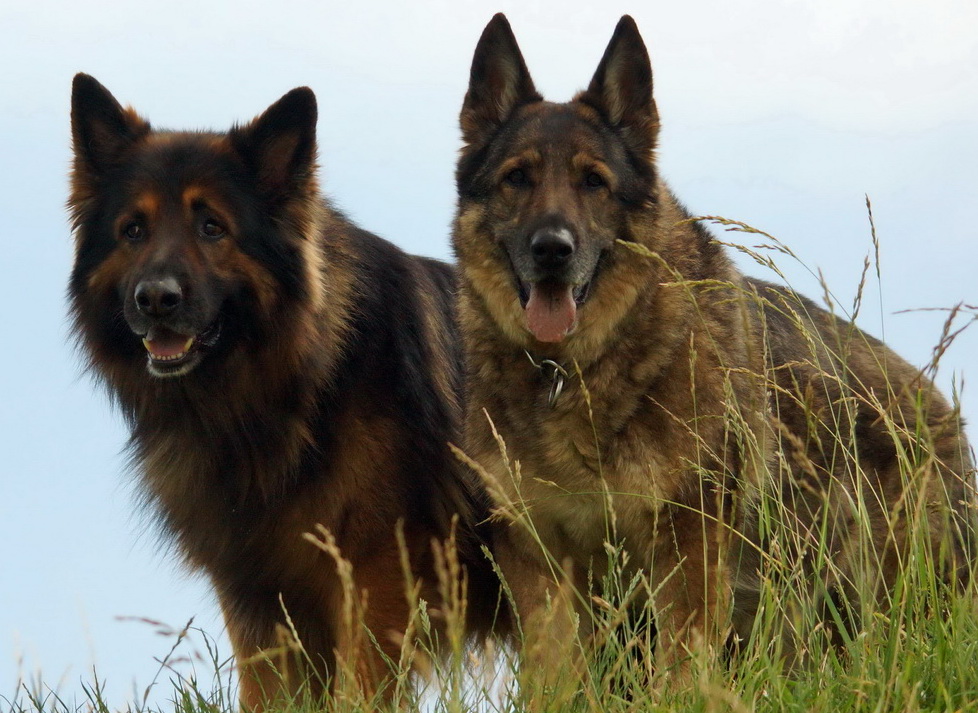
495,528,587,703
223,615,324,712
650,507,732,691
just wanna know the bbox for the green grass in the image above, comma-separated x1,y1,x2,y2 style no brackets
8,582,978,712
9,213,977,713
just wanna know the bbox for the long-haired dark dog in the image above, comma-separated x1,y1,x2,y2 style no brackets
452,14,974,689
68,74,499,708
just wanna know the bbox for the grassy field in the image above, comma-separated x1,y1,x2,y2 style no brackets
8,219,977,713
8,568,978,713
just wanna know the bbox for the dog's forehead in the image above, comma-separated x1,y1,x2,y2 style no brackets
119,132,244,202
505,102,609,159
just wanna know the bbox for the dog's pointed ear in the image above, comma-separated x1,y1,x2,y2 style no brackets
460,13,541,146
71,73,150,174
230,87,318,200
578,16,658,156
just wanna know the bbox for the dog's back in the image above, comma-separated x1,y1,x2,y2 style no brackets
748,278,975,587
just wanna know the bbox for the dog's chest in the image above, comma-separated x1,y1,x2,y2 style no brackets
481,387,678,558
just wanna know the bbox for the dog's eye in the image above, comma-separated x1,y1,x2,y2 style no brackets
584,172,606,189
123,222,144,241
200,219,226,240
504,168,529,188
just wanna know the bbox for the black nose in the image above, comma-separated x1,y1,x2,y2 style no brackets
530,228,575,270
134,277,183,317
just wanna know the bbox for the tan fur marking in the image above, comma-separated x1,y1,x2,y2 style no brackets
570,153,616,191
496,149,542,180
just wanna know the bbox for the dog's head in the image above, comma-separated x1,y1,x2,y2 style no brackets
454,15,660,350
68,75,322,379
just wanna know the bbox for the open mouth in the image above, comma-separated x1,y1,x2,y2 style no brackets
508,248,604,344
517,279,592,344
517,280,591,309
140,320,221,377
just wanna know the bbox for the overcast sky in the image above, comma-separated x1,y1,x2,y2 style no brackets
2,0,976,707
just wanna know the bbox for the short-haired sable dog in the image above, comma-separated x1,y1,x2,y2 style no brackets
68,75,500,708
452,13,974,688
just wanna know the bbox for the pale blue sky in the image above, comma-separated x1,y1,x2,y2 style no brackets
2,0,976,707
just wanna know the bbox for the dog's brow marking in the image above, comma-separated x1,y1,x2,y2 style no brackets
182,185,208,208
504,149,541,168
134,192,161,218
571,152,599,168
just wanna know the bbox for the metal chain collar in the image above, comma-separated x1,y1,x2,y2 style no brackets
524,351,569,408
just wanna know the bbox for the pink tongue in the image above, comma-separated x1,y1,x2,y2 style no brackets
525,283,577,343
145,328,189,358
